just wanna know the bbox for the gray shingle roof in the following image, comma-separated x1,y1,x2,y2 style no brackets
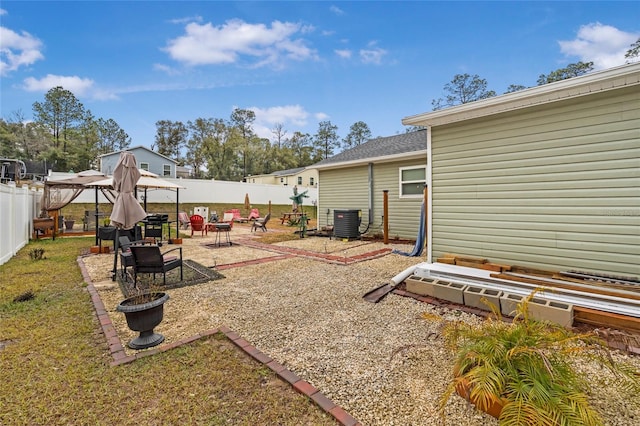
312,129,427,168
271,167,306,176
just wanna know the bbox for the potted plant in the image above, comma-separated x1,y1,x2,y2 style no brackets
64,216,75,230
438,291,640,424
116,290,169,350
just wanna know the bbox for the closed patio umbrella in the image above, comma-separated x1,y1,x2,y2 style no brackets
110,152,147,280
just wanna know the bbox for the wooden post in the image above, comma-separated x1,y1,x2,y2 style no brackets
383,190,389,244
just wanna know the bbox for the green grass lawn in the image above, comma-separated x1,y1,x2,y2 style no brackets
0,237,335,425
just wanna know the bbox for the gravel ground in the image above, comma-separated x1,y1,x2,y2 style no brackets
83,226,640,426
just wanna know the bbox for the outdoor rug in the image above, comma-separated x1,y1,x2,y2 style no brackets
117,259,224,298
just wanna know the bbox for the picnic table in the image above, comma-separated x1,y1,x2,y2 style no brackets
280,212,310,225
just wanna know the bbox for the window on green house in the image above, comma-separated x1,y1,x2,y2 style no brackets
399,166,426,198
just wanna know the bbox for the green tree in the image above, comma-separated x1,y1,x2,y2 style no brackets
504,84,527,94
404,125,426,133
0,119,18,158
153,120,187,160
537,61,594,85
431,74,496,110
285,131,315,166
96,117,131,154
625,37,640,63
186,118,216,179
32,86,85,152
314,120,339,159
230,108,256,178
202,118,235,180
342,121,372,150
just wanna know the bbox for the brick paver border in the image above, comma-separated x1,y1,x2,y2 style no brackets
77,256,361,426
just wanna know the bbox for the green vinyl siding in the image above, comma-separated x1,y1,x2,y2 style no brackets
318,158,426,239
318,166,370,229
372,160,424,239
431,86,640,276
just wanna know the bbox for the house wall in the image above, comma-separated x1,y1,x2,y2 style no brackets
100,148,176,178
318,158,425,239
318,165,370,230
248,169,318,187
430,85,640,276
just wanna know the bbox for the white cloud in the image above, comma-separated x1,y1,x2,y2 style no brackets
330,5,345,16
359,46,387,65
246,104,310,138
23,74,96,97
314,112,329,121
0,26,44,76
0,9,7,15
559,23,639,70
169,15,203,25
335,49,352,59
153,63,181,76
164,19,318,68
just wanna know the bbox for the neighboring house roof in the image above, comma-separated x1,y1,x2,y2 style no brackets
310,129,428,170
403,62,640,127
98,145,178,164
272,167,306,177
247,167,307,180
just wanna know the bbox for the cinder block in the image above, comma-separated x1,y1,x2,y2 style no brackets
500,293,523,317
405,275,437,297
432,280,467,304
463,286,503,311
500,293,573,327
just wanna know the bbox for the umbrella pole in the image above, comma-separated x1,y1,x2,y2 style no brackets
112,228,120,281
175,189,179,242
95,187,99,246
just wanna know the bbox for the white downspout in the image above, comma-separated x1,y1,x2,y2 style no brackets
426,127,433,264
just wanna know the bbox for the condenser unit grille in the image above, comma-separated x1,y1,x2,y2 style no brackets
333,209,360,238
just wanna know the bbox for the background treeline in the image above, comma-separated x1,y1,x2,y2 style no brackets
2,38,638,180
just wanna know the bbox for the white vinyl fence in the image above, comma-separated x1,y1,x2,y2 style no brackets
0,183,41,266
49,173,318,206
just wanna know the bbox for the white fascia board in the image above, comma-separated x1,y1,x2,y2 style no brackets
403,63,640,127
309,150,428,170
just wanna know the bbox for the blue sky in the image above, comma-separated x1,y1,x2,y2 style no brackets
1,1,638,148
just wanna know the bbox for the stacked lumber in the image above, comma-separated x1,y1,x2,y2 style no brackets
437,253,512,273
435,253,640,333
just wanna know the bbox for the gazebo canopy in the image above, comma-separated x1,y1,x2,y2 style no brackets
42,170,111,212
86,169,185,190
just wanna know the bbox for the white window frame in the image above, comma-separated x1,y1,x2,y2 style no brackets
398,165,427,199
297,176,302,185
309,177,315,186
163,164,171,177
140,162,149,171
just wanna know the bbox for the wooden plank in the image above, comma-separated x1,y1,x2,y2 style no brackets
454,255,488,264
491,273,640,302
574,306,640,333
552,273,640,293
436,257,456,264
509,265,556,277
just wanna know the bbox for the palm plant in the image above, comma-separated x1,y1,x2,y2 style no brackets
439,291,640,425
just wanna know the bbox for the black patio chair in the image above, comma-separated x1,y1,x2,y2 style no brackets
130,245,183,287
118,236,152,276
